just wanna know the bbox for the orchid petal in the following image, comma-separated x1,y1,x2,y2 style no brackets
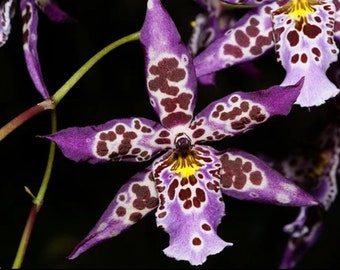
20,0,50,99
153,145,232,266
140,0,197,129
220,0,275,6
189,79,303,144
332,0,340,40
42,117,172,164
0,0,15,48
68,167,158,260
219,149,319,206
272,0,340,107
34,0,74,22
193,2,278,78
279,206,324,269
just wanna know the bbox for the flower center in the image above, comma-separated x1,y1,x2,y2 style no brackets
171,133,202,178
273,0,319,22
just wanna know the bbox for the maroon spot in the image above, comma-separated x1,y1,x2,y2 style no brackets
115,125,125,134
202,223,211,231
250,171,263,185
250,45,262,55
287,30,299,47
196,188,206,202
129,212,142,222
249,106,266,122
123,131,137,139
193,197,201,208
223,44,243,58
246,25,260,37
301,53,308,63
183,200,192,209
158,211,166,218
240,101,249,112
179,188,191,201
155,138,171,144
234,173,247,189
291,54,299,64
141,126,152,133
140,151,149,157
116,206,126,217
131,148,141,154
159,130,170,137
146,197,158,208
303,23,321,39
162,112,192,128
192,237,202,246
311,47,321,57
96,141,108,156
230,96,239,102
168,179,179,200
242,161,252,173
134,120,141,129
192,128,205,139
235,29,250,47
118,194,125,201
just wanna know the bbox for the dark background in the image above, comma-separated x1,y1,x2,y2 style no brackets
0,0,339,268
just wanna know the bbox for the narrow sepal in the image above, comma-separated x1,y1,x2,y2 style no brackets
41,117,171,164
219,149,319,207
140,0,197,129
68,167,158,259
189,79,303,144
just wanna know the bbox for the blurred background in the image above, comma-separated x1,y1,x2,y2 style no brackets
0,0,339,268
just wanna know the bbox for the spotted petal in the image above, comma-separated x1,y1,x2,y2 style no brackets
20,0,50,99
152,145,232,266
272,0,340,107
221,0,275,5
34,0,74,22
219,149,319,206
0,0,15,47
42,117,172,164
193,2,278,79
68,167,158,260
334,0,340,40
189,79,303,144
140,0,197,129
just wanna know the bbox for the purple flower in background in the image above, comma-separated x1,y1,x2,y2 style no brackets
193,0,340,107
0,0,74,98
43,0,318,266
263,96,340,268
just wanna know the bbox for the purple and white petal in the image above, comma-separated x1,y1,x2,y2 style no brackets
0,0,16,47
218,149,319,206
189,79,303,144
332,0,340,40
220,0,276,6
34,0,74,22
193,2,278,79
20,0,50,99
68,167,158,260
42,117,172,164
272,0,340,107
153,145,232,266
140,0,197,129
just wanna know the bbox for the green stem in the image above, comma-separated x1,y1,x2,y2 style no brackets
52,31,140,105
12,109,57,269
0,31,141,142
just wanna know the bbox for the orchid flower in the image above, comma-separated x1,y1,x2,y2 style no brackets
193,0,340,107
261,97,340,268
189,0,263,85
43,0,319,266
0,0,73,99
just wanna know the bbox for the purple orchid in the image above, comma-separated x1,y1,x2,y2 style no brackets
193,0,340,107
0,0,73,99
263,96,340,268
43,0,319,266
188,0,264,85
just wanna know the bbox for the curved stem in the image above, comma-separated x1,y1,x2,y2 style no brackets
11,109,57,269
0,31,141,142
52,31,140,105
